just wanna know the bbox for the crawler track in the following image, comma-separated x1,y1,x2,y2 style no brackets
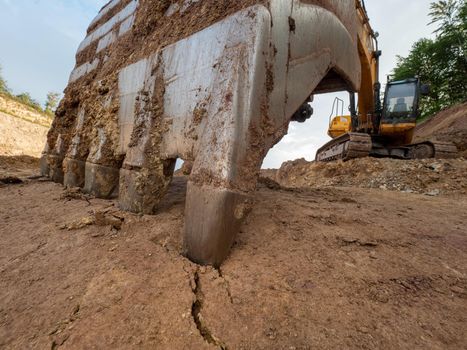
316,133,372,162
431,141,458,158
317,134,458,162
406,141,458,159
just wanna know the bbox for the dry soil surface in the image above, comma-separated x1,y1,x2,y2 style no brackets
0,157,466,349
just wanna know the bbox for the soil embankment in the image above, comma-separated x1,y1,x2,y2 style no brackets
271,157,466,195
414,102,467,157
0,94,50,157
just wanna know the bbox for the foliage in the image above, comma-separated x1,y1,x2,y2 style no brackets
0,65,10,94
15,92,43,112
0,64,56,116
393,0,467,119
45,92,61,116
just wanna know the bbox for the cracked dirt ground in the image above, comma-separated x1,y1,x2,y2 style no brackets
0,166,466,349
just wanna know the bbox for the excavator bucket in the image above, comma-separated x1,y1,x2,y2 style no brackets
41,0,362,266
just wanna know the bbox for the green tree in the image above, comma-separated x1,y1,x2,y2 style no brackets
44,92,60,115
15,92,42,111
393,0,467,119
0,64,10,94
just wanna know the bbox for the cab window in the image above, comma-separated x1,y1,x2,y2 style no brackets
383,82,417,122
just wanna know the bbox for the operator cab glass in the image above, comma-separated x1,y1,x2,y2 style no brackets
382,81,418,123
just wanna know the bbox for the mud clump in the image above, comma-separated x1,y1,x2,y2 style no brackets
58,209,124,231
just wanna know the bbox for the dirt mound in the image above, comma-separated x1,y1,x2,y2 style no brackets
414,102,467,157
271,157,467,195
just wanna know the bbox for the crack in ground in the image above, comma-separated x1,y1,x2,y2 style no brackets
49,304,80,349
191,269,228,350
217,267,234,304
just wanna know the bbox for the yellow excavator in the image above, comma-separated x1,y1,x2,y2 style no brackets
315,2,457,162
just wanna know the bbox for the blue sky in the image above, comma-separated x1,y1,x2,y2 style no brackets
0,0,107,104
0,0,436,168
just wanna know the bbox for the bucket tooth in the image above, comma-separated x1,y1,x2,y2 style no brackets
117,53,175,214
39,155,50,178
82,162,120,198
47,154,65,183
184,182,250,267
82,124,122,198
119,159,176,214
63,158,86,188
63,107,89,188
46,134,67,183
39,143,50,177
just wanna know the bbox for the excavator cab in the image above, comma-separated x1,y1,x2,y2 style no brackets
379,78,421,144
381,79,420,124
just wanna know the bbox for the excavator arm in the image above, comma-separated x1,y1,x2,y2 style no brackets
355,0,381,133
322,0,380,142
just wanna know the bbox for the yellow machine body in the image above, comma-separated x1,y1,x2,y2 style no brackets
323,1,428,156
379,122,416,145
328,115,351,139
